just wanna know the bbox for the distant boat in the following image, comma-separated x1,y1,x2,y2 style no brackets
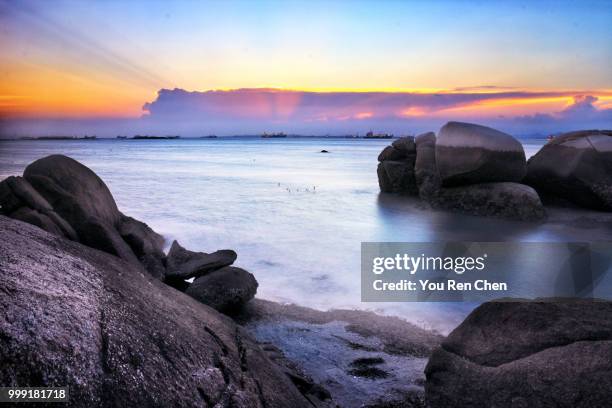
364,131,392,139
262,132,287,138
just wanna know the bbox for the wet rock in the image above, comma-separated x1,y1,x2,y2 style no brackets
166,240,237,280
425,299,612,408
186,266,258,314
414,132,440,200
435,182,546,221
0,215,312,408
524,130,612,210
348,357,389,379
436,122,527,186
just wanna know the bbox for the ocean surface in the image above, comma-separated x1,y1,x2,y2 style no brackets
1,137,610,333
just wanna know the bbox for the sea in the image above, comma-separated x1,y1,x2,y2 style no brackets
1,137,610,333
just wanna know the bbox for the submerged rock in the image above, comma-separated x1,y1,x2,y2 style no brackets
0,215,312,408
436,122,527,186
166,240,237,280
525,130,612,210
435,182,546,221
186,266,258,314
425,299,612,408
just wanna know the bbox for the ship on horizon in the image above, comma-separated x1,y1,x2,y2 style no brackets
261,132,287,138
364,131,393,139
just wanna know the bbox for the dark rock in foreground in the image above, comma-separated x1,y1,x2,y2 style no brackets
0,215,313,408
186,266,258,313
166,240,237,280
436,121,527,186
525,130,612,210
0,155,167,278
425,299,612,408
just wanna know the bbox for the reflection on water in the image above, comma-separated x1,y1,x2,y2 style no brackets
1,137,610,334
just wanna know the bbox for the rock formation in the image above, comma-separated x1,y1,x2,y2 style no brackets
0,216,318,407
0,155,258,313
377,136,418,195
425,299,612,407
436,121,527,186
524,130,612,210
377,123,545,220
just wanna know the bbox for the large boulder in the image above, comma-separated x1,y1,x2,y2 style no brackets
166,240,237,280
435,182,546,221
524,130,612,210
17,155,166,277
436,122,527,186
24,155,122,228
186,266,258,314
425,300,612,408
377,137,418,195
414,132,440,201
0,215,313,408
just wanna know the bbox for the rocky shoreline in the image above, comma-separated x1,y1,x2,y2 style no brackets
1,154,612,407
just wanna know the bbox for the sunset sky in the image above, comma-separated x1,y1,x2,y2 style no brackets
0,0,611,136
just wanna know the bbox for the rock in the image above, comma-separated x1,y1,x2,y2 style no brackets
320,150,330,153
0,176,52,212
21,155,165,275
425,299,612,408
166,240,237,280
378,146,406,162
8,207,65,236
186,266,258,314
79,217,141,264
392,136,416,154
414,132,440,200
524,130,612,210
0,176,77,240
378,137,415,162
24,155,122,228
118,215,166,279
0,215,313,408
436,122,527,186
435,182,545,220
377,159,418,195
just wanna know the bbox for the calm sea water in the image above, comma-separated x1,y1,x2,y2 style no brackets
1,137,609,333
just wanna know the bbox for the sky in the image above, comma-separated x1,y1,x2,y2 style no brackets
0,0,611,137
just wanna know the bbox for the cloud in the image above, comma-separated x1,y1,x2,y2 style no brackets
507,94,612,133
2,88,611,137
